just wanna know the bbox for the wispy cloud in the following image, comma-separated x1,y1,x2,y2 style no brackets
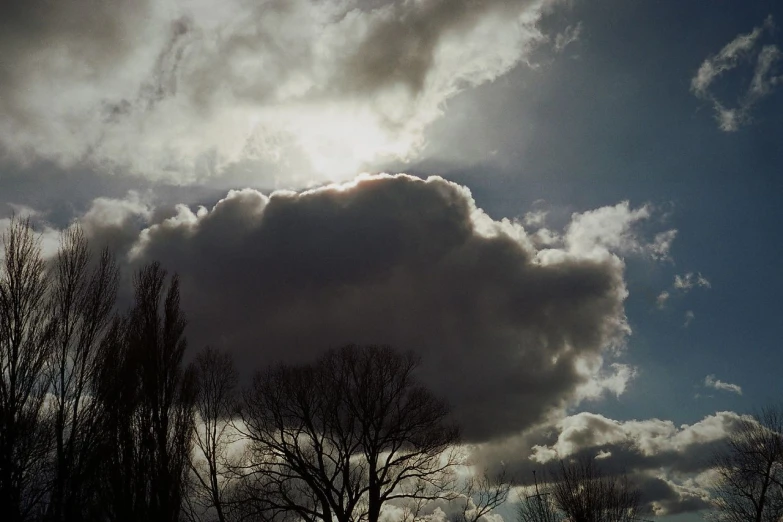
554,22,582,52
674,272,711,291
657,272,710,309
656,290,670,309
691,15,782,131
683,310,695,328
704,374,742,395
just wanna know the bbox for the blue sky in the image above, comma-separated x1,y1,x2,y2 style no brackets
1,0,782,518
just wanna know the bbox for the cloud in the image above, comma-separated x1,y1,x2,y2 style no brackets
656,290,670,309
0,205,63,261
683,310,695,328
656,271,710,310
406,493,506,522
533,410,742,471
554,22,582,53
30,172,701,514
704,375,742,396
474,411,745,515
79,192,156,258
561,202,676,261
70,173,678,442
691,15,782,131
575,362,637,402
523,209,548,227
674,272,711,291
0,0,557,182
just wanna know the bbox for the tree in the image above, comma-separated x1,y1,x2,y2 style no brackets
187,345,240,522
516,470,560,522
237,344,461,522
0,219,204,522
93,262,196,522
517,459,641,522
449,468,513,522
0,218,53,522
47,226,119,522
708,406,783,522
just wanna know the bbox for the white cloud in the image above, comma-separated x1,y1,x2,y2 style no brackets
0,0,557,183
530,411,743,463
691,15,782,132
656,271,710,311
674,272,711,291
81,192,152,230
471,410,747,515
704,375,742,395
683,310,695,328
0,207,63,261
650,230,678,261
595,449,612,460
561,201,676,261
575,362,637,402
554,22,582,53
523,209,548,227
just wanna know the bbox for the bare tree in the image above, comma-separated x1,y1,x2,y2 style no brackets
517,459,641,522
0,218,54,522
93,262,196,522
516,471,561,522
237,344,461,522
450,468,513,522
188,345,240,522
708,406,783,522
46,226,119,522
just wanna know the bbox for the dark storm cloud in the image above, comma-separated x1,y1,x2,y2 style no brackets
101,174,665,442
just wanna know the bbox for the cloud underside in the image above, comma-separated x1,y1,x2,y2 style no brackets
0,0,554,181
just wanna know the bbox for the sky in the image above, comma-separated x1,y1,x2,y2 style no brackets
1,0,782,519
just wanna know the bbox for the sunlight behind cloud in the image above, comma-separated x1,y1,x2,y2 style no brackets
0,0,553,185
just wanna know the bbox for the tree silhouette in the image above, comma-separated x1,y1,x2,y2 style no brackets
708,406,783,522
47,226,119,522
0,221,518,522
0,218,53,522
517,459,641,522
187,345,240,522
450,468,513,522
237,344,461,522
93,262,196,522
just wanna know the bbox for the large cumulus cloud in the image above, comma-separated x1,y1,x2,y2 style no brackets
0,0,555,181
80,173,675,442
6,172,731,514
